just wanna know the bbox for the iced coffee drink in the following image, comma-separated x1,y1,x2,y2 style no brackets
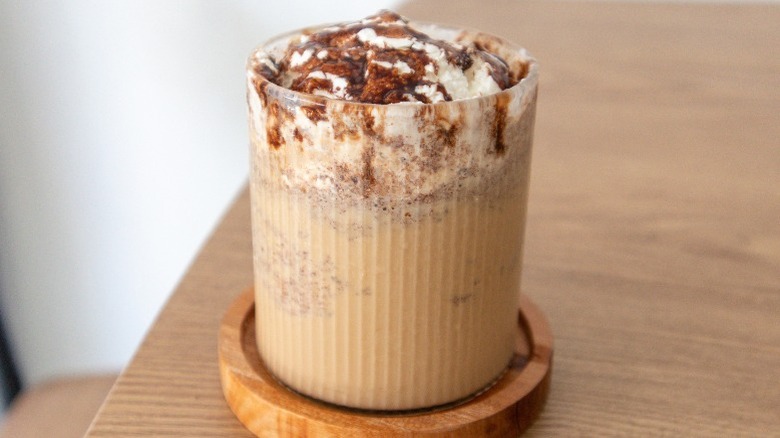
247,11,537,410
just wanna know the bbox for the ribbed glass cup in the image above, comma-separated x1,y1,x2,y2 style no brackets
246,23,538,411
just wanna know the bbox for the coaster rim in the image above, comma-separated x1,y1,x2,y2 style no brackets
219,288,552,437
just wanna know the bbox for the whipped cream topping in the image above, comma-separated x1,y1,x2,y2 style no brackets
246,12,538,214
256,10,518,104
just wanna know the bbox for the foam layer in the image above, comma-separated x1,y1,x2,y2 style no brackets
247,21,536,211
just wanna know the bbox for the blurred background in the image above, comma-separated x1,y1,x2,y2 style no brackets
1,0,776,424
0,0,398,412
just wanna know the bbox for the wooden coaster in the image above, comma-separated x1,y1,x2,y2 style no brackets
219,289,553,437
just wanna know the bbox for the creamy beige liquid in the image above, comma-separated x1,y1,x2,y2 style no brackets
251,180,528,410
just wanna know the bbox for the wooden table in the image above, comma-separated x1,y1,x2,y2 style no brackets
87,1,780,436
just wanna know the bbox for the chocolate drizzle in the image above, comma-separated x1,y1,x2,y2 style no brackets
266,101,284,149
254,10,519,105
246,11,538,210
300,104,327,123
492,93,510,155
361,146,377,196
474,43,512,90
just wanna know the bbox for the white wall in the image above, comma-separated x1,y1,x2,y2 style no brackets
0,0,397,388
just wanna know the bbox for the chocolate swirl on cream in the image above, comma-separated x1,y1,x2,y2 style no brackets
258,11,517,104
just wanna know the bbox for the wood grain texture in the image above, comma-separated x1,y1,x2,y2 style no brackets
0,375,116,438
218,290,552,437
87,1,780,436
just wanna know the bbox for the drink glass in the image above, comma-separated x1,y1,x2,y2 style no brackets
246,23,538,411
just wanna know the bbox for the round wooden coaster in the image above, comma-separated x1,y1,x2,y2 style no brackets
219,289,553,437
